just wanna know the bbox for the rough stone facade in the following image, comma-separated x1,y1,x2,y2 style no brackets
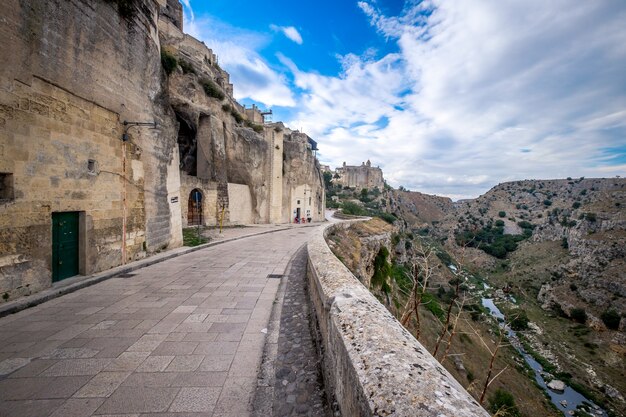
0,0,180,302
306,221,490,416
0,0,324,302
334,160,384,190
158,13,325,227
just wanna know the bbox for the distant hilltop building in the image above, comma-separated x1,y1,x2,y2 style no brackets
334,160,384,190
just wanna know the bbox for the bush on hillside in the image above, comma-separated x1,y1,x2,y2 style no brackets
161,50,178,75
488,389,521,417
201,78,225,100
570,308,587,324
600,310,621,330
341,201,367,216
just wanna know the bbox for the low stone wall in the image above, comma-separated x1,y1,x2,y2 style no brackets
306,221,490,417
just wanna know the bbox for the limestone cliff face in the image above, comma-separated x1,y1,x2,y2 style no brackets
326,219,395,290
158,12,324,225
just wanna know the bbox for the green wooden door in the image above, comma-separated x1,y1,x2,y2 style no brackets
52,212,79,282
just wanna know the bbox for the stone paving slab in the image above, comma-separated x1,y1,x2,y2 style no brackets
0,226,321,417
0,223,319,319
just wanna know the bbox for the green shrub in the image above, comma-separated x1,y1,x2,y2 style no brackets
326,200,340,209
498,211,506,217
178,59,196,74
488,389,521,417
517,220,534,230
561,237,569,249
371,247,391,294
244,119,264,133
510,311,530,330
585,212,597,222
161,50,178,75
572,201,581,209
600,309,621,330
495,220,505,227
570,308,587,324
221,104,231,113
201,78,225,100
230,109,243,124
455,222,530,259
341,201,367,216
543,199,552,206
422,291,445,320
390,263,412,294
375,212,396,224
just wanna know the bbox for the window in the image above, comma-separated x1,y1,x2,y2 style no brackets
87,159,97,174
0,173,14,201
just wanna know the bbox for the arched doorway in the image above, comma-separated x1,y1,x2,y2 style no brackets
188,189,203,225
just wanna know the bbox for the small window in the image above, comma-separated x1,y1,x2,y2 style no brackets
0,173,14,201
87,159,98,174
297,200,300,205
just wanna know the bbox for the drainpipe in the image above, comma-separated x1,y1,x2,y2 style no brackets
121,140,127,265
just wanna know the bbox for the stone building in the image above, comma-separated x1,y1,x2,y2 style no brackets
0,0,324,302
334,160,384,190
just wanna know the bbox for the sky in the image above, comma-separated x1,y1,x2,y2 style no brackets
181,0,626,200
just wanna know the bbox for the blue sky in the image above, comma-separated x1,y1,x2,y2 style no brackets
182,0,626,200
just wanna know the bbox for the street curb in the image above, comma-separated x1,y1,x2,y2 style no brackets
0,224,319,318
251,244,306,416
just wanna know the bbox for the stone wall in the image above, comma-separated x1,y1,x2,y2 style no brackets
0,0,182,301
227,183,254,225
306,221,489,417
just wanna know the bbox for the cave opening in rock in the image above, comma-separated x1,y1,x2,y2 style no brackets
176,113,197,176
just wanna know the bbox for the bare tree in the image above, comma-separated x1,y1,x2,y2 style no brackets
432,274,461,357
399,249,434,340
440,296,466,365
432,243,474,358
464,319,510,404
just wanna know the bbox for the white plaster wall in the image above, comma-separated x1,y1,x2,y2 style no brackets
269,129,284,224
289,184,318,222
166,146,183,247
227,183,254,225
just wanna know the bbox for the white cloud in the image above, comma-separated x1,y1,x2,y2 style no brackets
181,5,295,107
286,0,626,199
270,24,303,45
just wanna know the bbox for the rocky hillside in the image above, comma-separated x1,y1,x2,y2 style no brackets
385,177,626,415
387,189,454,227
439,178,626,323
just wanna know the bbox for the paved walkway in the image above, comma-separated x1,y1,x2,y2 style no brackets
252,246,332,417
0,225,323,417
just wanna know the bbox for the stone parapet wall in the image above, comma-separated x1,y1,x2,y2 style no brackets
306,221,489,417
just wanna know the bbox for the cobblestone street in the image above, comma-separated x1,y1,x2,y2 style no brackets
0,225,327,417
